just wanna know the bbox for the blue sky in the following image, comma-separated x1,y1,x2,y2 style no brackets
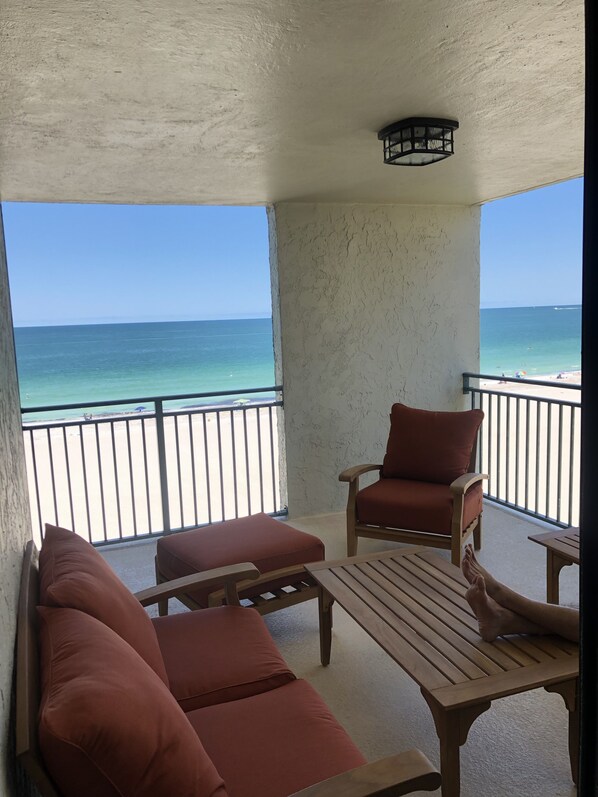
481,177,583,308
2,204,272,326
2,177,584,326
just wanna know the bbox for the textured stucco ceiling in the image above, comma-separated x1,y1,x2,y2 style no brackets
0,0,584,206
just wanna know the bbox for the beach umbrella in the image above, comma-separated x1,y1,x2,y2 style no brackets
515,370,527,378
135,406,146,412
233,398,251,406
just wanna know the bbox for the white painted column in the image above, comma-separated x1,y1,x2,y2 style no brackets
269,202,480,517
0,206,32,795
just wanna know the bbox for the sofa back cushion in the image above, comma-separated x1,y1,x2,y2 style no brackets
382,403,484,484
39,523,168,685
38,606,227,797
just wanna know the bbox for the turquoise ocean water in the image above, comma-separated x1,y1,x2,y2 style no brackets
14,306,581,420
480,305,581,377
15,318,276,420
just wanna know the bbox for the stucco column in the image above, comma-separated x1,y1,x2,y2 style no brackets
0,206,32,795
268,202,480,518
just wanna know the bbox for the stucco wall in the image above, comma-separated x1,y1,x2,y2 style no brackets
0,206,32,795
269,202,480,517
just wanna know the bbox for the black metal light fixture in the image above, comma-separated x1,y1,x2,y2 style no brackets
377,117,459,166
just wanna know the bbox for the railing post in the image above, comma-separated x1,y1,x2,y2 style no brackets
155,400,171,534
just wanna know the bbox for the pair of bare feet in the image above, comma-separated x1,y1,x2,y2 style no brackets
461,546,524,642
461,545,579,643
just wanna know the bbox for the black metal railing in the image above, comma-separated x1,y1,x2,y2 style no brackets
463,373,581,527
22,386,285,544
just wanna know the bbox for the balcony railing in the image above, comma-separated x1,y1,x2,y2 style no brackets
463,373,581,528
22,386,285,545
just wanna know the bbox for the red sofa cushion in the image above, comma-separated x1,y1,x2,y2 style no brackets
187,679,366,797
38,606,227,797
152,605,295,711
382,403,484,484
356,478,483,535
156,513,324,608
39,523,169,685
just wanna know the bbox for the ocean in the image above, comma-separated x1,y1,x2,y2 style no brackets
14,306,582,420
15,318,276,419
480,305,581,377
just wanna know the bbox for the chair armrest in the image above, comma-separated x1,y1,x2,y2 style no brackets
339,464,382,483
134,563,260,607
450,472,488,495
289,749,441,797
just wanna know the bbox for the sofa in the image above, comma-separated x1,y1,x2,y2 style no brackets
15,523,441,797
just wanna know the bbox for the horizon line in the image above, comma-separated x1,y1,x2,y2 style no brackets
13,314,273,329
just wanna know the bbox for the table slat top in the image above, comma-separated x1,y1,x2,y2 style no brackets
529,528,580,563
307,549,578,710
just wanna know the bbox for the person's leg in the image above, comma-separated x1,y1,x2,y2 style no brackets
465,575,549,642
462,545,579,643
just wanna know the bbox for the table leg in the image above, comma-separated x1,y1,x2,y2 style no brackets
547,551,572,604
422,690,491,797
318,586,334,666
545,678,579,785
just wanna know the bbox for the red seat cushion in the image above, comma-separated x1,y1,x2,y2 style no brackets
39,523,169,685
356,478,483,535
156,513,325,608
382,403,484,484
38,607,227,797
152,605,295,712
187,679,366,797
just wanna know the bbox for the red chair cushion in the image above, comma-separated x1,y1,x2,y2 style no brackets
382,403,484,484
156,513,324,608
152,605,295,712
356,478,483,535
38,607,227,797
39,523,169,685
187,679,366,797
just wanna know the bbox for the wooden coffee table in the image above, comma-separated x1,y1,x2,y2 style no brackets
529,527,580,604
306,548,579,797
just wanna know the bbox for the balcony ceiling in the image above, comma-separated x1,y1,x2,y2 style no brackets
0,0,584,206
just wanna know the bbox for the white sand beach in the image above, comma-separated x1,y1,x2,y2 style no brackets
23,405,283,545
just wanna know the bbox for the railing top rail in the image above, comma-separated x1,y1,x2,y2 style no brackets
463,372,581,391
22,399,284,430
21,385,283,415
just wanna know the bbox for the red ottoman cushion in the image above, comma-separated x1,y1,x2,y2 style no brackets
156,513,324,607
356,478,483,535
187,679,366,797
152,606,295,712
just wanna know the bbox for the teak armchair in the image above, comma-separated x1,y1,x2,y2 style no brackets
340,403,487,566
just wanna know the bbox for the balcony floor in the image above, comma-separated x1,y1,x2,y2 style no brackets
102,502,579,797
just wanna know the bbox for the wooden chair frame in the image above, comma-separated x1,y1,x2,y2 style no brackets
15,540,440,797
340,445,488,566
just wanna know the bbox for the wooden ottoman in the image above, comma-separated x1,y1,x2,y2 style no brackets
155,513,325,616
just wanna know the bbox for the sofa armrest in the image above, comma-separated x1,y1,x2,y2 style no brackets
134,563,260,607
207,563,314,607
450,472,488,495
289,749,441,797
339,464,382,483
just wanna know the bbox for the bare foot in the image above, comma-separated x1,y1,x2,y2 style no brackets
461,545,502,600
465,575,515,642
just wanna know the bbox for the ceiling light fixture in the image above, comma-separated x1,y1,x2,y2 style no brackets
377,117,459,166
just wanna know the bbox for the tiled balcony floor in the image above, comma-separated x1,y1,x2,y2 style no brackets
103,502,579,797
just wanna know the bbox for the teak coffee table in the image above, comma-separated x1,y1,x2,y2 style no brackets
306,548,579,797
528,527,580,604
